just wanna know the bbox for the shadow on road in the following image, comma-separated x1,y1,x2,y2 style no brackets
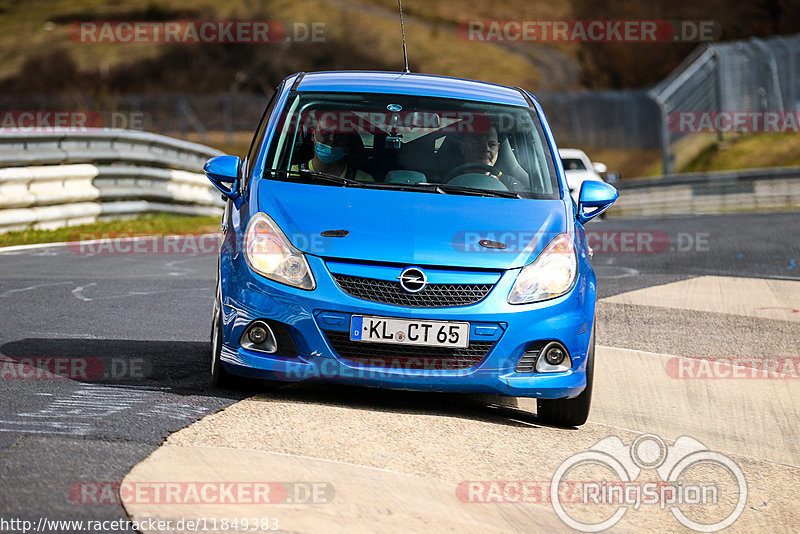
0,338,246,399
0,338,575,428
246,382,562,429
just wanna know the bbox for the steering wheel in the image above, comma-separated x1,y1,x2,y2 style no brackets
443,162,501,182
443,162,527,193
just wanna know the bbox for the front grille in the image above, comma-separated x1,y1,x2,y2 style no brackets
323,330,494,370
331,273,493,308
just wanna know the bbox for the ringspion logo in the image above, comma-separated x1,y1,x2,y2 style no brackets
550,434,746,532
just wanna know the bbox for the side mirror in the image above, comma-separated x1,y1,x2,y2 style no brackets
592,161,607,175
576,180,618,224
204,155,240,200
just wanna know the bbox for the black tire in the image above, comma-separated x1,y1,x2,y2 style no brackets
537,330,595,427
210,284,237,389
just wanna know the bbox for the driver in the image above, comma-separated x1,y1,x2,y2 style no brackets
293,117,374,182
459,125,500,170
455,125,508,183
453,125,525,191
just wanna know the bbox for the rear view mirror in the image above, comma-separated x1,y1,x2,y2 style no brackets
592,161,608,174
407,111,440,130
576,180,618,224
204,155,240,201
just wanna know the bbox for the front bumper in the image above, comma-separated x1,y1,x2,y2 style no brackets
219,255,595,399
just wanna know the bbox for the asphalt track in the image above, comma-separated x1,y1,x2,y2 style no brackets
0,210,798,532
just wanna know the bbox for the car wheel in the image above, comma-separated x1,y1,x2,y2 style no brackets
210,284,237,389
537,329,594,427
210,279,282,392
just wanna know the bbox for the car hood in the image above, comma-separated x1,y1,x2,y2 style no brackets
257,181,569,270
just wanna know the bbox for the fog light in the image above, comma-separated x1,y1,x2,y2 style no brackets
535,341,572,373
241,321,277,353
544,345,566,366
248,326,268,344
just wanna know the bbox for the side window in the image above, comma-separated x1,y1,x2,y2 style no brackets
240,87,280,195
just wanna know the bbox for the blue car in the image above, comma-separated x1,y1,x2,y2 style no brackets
205,71,617,427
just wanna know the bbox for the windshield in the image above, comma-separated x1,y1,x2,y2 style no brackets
561,158,587,171
264,92,561,199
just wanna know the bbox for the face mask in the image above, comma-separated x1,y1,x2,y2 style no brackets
315,142,345,164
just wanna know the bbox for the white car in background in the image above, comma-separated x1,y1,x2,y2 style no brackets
559,148,608,203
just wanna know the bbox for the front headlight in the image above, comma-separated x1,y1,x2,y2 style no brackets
507,233,577,304
244,212,315,290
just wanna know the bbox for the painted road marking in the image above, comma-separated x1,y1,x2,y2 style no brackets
601,275,800,322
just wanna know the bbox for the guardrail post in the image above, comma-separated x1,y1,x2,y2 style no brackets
653,97,674,175
711,45,724,142
222,94,233,145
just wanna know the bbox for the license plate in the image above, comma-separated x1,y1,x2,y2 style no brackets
350,315,470,348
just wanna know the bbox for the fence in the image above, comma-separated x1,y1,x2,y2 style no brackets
650,34,800,174
537,90,661,150
0,130,223,232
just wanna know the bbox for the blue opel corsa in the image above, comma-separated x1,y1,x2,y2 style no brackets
205,71,617,427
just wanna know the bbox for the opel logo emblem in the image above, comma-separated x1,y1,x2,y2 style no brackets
398,267,427,293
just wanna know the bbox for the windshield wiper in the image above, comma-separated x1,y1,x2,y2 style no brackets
266,168,363,187
364,182,448,195
265,168,522,198
419,182,523,199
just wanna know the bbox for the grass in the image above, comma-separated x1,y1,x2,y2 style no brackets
574,147,662,180
181,131,254,158
263,0,540,88
0,0,543,89
590,132,800,179
681,133,800,173
0,213,221,248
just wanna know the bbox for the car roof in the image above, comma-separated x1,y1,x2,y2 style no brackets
292,71,532,107
558,148,588,158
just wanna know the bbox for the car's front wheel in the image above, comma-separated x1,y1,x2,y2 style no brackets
210,284,237,388
536,329,594,427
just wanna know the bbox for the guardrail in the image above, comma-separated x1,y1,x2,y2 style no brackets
612,166,800,217
0,129,224,232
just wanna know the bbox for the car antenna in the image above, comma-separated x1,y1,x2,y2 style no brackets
398,0,411,73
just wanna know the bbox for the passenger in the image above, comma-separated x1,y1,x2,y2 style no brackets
293,121,374,182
